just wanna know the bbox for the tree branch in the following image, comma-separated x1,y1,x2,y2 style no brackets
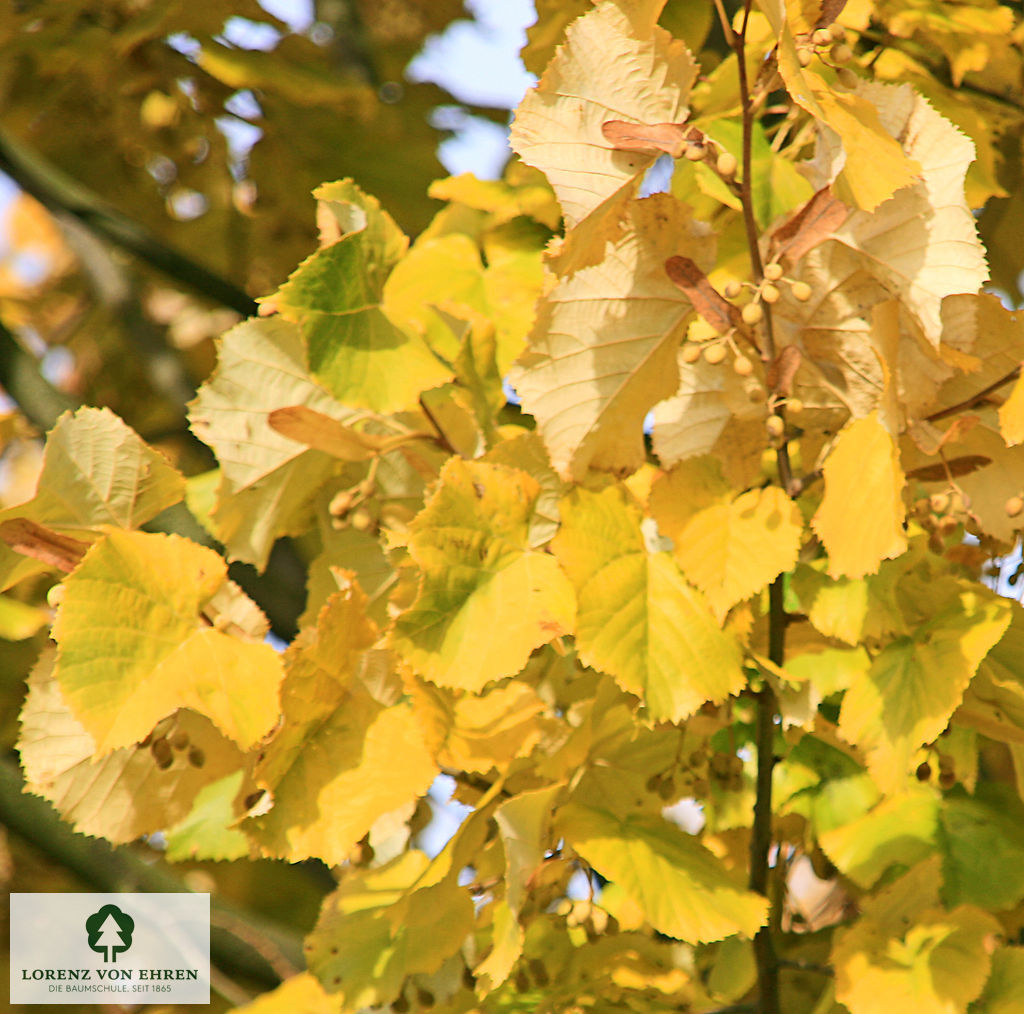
0,756,304,989
0,126,257,317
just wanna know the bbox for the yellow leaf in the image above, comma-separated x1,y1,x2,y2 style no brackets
510,196,711,480
52,530,283,754
650,458,803,618
411,679,547,775
552,485,744,722
271,179,451,413
557,802,767,943
228,972,337,1014
0,406,184,589
392,459,575,690
827,83,987,346
818,789,939,889
189,316,354,569
651,352,767,486
511,0,696,229
307,851,474,1008
247,588,437,865
19,650,245,843
759,0,919,211
812,412,907,579
832,858,1000,1014
838,581,1010,793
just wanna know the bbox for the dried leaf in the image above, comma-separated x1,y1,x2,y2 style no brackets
664,256,742,335
0,519,89,574
602,119,691,158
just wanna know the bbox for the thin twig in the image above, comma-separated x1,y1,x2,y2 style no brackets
712,0,737,48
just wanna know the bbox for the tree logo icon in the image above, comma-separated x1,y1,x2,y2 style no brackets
85,904,135,963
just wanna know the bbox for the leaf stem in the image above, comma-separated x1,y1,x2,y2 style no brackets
925,364,1020,422
732,2,796,496
733,8,786,1010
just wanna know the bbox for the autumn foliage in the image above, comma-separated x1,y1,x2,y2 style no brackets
7,1,1024,1012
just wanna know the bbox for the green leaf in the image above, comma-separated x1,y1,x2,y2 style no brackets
163,771,250,862
272,179,450,412
972,948,1024,1013
246,587,437,865
552,484,744,722
392,458,575,691
818,789,939,889
940,786,1024,911
557,801,767,943
51,530,283,754
0,407,184,588
839,581,1010,792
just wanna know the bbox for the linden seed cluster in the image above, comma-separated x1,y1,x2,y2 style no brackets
796,23,857,88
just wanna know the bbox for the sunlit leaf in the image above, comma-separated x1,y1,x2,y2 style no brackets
839,581,1010,792
650,457,803,619
832,859,999,1014
818,789,939,889
0,407,184,588
272,179,450,412
189,315,352,569
812,412,907,579
51,530,283,754
552,484,744,721
759,0,920,211
19,651,245,843
246,587,436,865
392,458,575,690
510,195,710,480
511,0,696,229
557,801,767,943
